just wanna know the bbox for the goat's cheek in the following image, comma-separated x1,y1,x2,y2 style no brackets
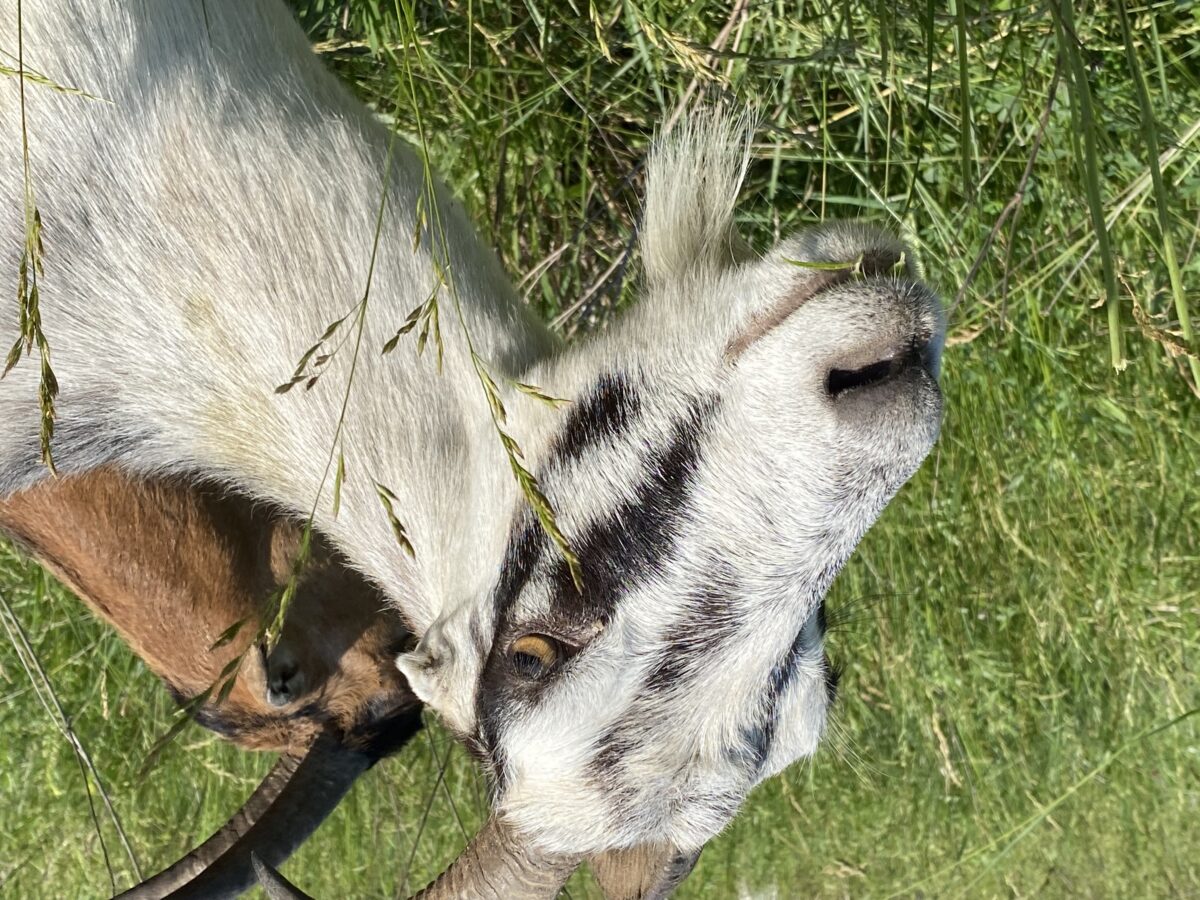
498,745,615,855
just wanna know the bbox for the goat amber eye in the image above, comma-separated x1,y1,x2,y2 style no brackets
508,634,560,678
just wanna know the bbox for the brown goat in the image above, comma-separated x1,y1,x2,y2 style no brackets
0,467,419,755
0,468,423,897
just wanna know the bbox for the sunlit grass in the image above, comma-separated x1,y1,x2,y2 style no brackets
1,1,1197,897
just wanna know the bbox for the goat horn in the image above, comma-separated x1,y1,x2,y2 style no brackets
587,843,702,900
252,815,583,900
252,854,314,900
251,824,704,900
114,723,418,900
113,752,306,899
410,816,583,899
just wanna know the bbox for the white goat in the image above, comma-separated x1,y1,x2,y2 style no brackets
1,1,945,895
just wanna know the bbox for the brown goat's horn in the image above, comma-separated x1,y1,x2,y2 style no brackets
113,732,381,900
410,816,583,899
252,836,705,900
114,753,304,899
252,827,704,899
252,815,583,900
252,854,315,900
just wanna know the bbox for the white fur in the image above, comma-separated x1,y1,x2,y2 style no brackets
0,0,945,861
640,110,754,285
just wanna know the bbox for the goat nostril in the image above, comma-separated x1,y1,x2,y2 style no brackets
826,337,934,398
265,660,304,707
826,355,901,397
266,685,291,707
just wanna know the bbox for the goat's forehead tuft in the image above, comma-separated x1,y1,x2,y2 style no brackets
641,110,754,286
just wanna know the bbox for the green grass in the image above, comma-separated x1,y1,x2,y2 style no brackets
3,1,1199,897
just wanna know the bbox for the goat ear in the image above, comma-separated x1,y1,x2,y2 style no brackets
395,646,439,704
396,618,479,735
641,110,754,286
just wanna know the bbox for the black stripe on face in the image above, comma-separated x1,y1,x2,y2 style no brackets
486,372,644,639
546,396,715,626
476,512,545,791
581,401,720,803
480,391,714,794
544,372,642,471
474,377,645,785
488,513,545,633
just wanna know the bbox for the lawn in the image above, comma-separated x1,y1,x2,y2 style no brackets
1,1,1197,897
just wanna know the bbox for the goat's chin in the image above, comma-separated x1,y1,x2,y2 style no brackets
490,697,832,857
497,772,754,857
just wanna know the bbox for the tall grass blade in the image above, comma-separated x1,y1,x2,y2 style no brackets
0,592,142,886
1054,1,1126,370
1117,2,1200,392
950,0,974,200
